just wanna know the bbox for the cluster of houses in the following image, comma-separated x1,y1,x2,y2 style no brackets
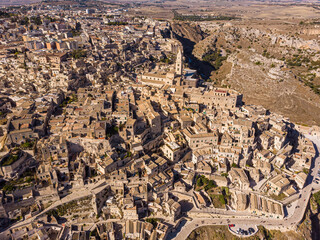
0,3,317,240
0,4,179,97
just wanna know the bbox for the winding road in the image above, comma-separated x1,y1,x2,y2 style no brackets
1,136,319,240
171,134,320,240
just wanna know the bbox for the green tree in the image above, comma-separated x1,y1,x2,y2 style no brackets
146,218,159,228
196,177,203,187
20,16,29,26
75,22,81,31
231,163,238,168
202,176,209,185
207,180,217,189
219,194,226,205
71,49,86,59
31,16,42,25
313,191,320,205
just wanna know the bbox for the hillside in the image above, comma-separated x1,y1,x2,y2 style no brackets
0,0,39,6
172,20,320,125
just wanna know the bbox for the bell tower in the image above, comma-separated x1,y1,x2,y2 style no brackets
175,49,183,76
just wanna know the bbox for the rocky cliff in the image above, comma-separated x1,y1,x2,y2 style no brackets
172,21,320,125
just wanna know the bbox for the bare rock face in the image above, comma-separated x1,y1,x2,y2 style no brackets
223,50,320,125
177,22,320,126
171,22,206,44
171,22,214,79
192,35,217,59
311,213,320,239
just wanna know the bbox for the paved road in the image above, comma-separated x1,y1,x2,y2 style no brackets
282,191,302,205
172,185,314,240
2,136,320,240
0,180,107,237
172,135,320,240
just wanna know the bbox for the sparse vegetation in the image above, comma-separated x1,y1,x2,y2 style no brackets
20,140,35,150
1,151,20,166
46,196,92,218
106,125,119,138
202,49,227,71
313,191,320,206
60,94,78,107
195,175,217,191
0,169,35,193
303,168,309,175
173,10,238,21
107,21,128,26
269,193,287,201
146,218,159,228
209,194,226,208
71,49,87,59
0,10,12,18
231,163,238,168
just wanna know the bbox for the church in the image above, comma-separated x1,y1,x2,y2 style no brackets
139,49,199,88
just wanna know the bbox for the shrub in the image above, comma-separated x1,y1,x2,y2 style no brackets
313,191,320,205
219,194,226,204
146,218,159,228
71,49,86,59
196,177,203,187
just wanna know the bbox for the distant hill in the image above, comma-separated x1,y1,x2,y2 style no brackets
2,0,319,7
0,0,39,6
